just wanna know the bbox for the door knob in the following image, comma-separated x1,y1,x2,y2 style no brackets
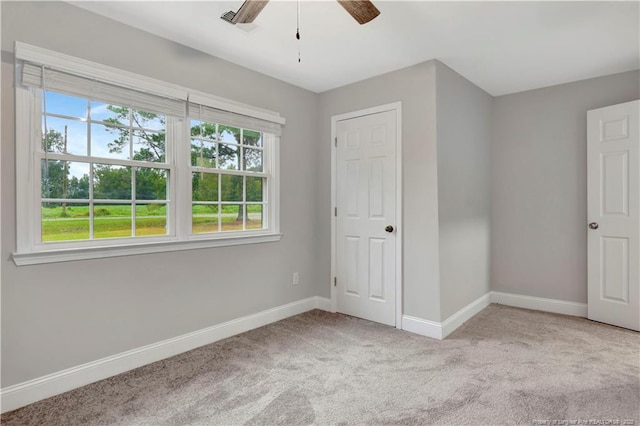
589,222,599,230
385,225,394,233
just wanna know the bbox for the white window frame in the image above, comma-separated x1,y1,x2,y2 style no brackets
12,43,283,266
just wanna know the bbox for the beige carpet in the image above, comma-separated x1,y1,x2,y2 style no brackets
2,304,639,425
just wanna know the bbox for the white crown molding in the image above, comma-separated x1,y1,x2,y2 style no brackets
1,296,328,413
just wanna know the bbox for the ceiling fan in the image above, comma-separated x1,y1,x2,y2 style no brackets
221,0,381,26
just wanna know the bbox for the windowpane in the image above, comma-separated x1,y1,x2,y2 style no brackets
190,120,202,136
221,205,242,232
90,102,129,124
246,176,263,202
243,148,263,172
93,164,132,200
219,125,240,143
190,139,201,166
44,92,88,119
135,203,167,216
218,143,239,170
191,140,216,168
132,130,166,163
191,120,218,141
192,172,219,202
93,203,132,239
192,204,219,234
40,159,66,199
41,202,90,242
136,168,167,200
91,123,129,160
221,174,243,202
132,110,165,131
246,204,263,230
41,160,90,199
43,116,87,156
242,130,262,147
135,204,167,236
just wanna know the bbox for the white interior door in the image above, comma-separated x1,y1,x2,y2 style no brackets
336,109,397,326
587,100,639,331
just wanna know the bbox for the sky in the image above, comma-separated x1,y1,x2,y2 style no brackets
43,90,165,180
42,90,264,184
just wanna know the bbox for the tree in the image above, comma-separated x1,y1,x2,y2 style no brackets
104,106,166,162
190,123,263,221
93,165,131,199
136,168,167,200
103,108,264,222
67,175,90,199
41,129,66,209
101,106,167,202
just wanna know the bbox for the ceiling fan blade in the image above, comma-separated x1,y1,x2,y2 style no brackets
337,0,380,25
231,0,270,24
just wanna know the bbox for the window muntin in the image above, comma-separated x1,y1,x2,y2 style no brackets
39,90,172,243
190,120,267,234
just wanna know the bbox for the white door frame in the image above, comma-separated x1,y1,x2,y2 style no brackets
330,102,403,327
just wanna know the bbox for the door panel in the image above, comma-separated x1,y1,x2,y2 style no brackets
336,110,397,326
601,237,628,303
587,100,639,331
369,238,386,300
602,152,628,215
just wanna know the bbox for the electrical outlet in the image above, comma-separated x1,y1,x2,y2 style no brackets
292,272,299,286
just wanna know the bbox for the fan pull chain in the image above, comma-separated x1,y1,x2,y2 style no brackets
296,0,301,62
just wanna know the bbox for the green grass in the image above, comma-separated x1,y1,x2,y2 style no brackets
41,204,263,242
42,204,261,219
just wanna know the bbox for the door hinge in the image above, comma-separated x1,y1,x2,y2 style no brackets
334,277,337,287
334,137,337,147
334,207,337,217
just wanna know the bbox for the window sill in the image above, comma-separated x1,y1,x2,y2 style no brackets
12,233,283,266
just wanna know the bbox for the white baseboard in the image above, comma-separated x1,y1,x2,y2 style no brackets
0,296,328,414
490,291,587,317
441,293,492,338
314,296,332,312
0,292,585,413
401,315,443,339
402,292,491,340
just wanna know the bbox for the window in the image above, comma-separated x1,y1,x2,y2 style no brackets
13,43,284,265
40,91,173,242
190,120,269,234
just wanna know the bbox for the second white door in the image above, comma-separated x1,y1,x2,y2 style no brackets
587,100,639,331
336,109,398,326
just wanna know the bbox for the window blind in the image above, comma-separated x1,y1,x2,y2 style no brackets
22,63,186,118
188,102,282,136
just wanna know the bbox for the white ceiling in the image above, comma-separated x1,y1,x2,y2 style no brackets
70,1,639,96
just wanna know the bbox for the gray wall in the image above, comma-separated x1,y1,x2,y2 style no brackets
491,70,640,303
3,0,639,393
1,1,322,387
318,61,442,322
435,63,492,320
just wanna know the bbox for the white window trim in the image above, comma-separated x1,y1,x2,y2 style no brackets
12,43,283,266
